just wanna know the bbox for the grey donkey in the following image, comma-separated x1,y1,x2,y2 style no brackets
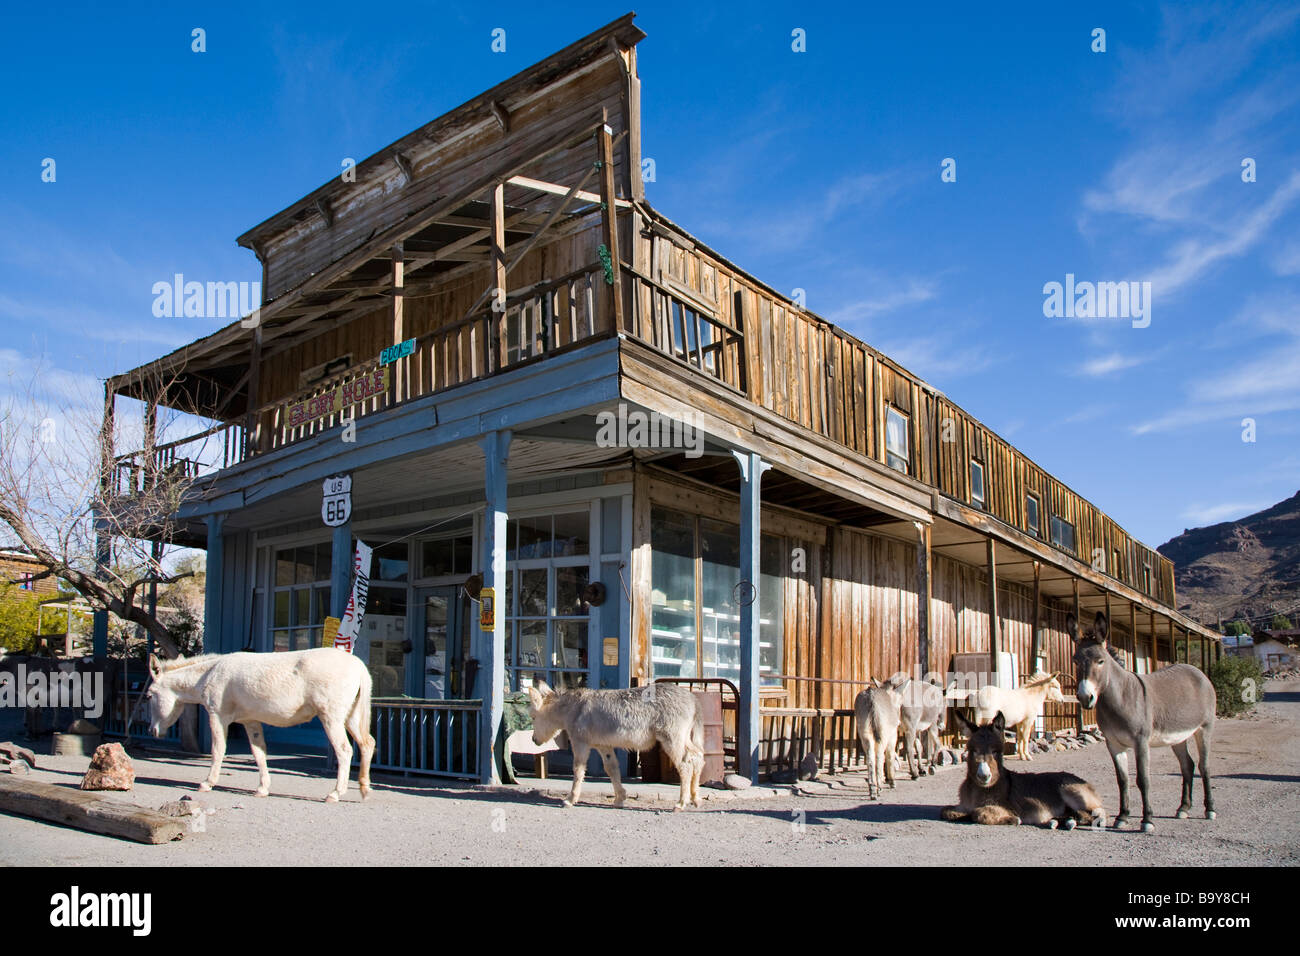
854,675,908,799
942,710,1106,828
528,680,705,810
1070,611,1217,833
897,677,949,779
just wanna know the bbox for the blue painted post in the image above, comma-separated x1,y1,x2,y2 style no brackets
478,429,512,784
203,514,226,654
330,524,352,620
733,450,771,779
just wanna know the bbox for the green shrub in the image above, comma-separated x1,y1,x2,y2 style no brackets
1271,613,1294,630
1208,655,1265,717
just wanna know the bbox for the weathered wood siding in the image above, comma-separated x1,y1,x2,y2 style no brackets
628,225,1176,607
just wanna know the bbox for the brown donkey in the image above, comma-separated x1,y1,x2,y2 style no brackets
1070,612,1217,833
941,710,1106,828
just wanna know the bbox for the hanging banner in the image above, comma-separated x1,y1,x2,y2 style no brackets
334,539,373,654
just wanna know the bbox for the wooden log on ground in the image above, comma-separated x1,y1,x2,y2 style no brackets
0,776,187,844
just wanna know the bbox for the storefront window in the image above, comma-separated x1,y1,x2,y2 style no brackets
505,509,593,691
270,542,331,651
650,506,784,684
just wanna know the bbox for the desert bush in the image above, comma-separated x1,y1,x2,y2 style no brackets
1208,655,1264,717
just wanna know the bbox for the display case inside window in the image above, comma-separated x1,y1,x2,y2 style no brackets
649,506,784,685
651,508,697,678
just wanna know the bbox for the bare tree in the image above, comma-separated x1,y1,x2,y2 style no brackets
0,364,210,660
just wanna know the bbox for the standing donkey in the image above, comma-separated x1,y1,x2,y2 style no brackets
897,677,948,779
854,675,907,799
146,649,375,803
1070,612,1217,833
527,680,705,810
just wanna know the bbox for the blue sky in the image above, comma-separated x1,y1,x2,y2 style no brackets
2,1,1297,548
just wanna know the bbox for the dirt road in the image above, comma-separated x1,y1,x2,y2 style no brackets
2,679,1297,866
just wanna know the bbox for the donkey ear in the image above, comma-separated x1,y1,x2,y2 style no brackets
1094,612,1109,644
992,711,1006,735
527,685,546,709
1066,613,1079,642
953,709,976,737
148,654,162,678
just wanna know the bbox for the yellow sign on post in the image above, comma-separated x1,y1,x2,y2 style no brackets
322,616,341,648
478,588,495,631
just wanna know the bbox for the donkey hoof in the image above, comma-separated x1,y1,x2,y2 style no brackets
197,781,213,792
927,766,935,775
1063,817,1077,831
1141,821,1155,834
1176,809,1188,819
325,792,339,804
255,788,269,798
1206,810,1216,821
1049,819,1059,830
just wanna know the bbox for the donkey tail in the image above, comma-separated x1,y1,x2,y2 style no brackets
687,693,705,757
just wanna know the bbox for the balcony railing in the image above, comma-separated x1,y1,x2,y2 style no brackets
111,262,613,494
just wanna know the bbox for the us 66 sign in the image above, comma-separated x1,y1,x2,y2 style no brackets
322,475,353,527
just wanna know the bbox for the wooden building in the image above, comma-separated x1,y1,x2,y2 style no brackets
100,15,1220,782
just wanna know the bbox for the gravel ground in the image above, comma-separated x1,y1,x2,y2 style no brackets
2,678,1297,867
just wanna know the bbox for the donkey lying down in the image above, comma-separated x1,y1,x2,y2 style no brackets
528,680,705,810
146,649,375,803
941,710,1106,829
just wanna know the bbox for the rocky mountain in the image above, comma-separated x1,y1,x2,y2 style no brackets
1158,491,1300,628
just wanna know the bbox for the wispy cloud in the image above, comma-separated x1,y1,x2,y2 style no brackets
1078,352,1146,377
1180,500,1272,527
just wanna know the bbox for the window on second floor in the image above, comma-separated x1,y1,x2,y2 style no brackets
885,407,910,475
1025,493,1041,537
970,459,986,510
1050,515,1076,554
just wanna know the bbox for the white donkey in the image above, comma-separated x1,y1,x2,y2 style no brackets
146,649,375,803
973,671,1065,761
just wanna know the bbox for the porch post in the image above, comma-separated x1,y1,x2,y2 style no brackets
1030,560,1042,668
987,539,1000,686
916,522,931,677
330,523,352,620
479,429,512,784
733,449,771,779
203,514,226,654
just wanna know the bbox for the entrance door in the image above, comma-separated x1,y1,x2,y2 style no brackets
414,586,471,699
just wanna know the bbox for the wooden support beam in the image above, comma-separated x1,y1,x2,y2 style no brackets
491,182,507,371
597,122,624,332
917,521,932,677
391,242,404,402
987,538,1000,683
1031,560,1042,667
0,776,187,844
1150,607,1158,667
245,324,262,456
316,198,333,228
1129,601,1138,671
507,173,631,208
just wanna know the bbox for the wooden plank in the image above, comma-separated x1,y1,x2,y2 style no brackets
0,776,187,845
491,182,508,370
597,122,624,332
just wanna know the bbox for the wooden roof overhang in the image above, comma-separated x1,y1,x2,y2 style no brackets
107,13,646,415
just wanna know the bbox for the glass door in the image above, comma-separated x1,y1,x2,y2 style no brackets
415,586,470,699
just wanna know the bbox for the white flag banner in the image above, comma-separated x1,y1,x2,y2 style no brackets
334,539,372,654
